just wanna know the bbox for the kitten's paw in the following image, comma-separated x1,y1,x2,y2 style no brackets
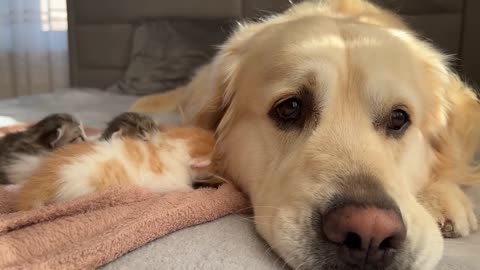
418,181,478,238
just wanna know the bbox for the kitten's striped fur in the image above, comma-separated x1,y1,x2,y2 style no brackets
16,125,219,211
0,113,86,185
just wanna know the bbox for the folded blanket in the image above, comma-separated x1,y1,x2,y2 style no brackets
0,184,248,269
0,123,250,269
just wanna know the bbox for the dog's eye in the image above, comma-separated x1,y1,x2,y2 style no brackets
386,109,410,136
269,89,318,130
269,96,304,130
276,98,302,121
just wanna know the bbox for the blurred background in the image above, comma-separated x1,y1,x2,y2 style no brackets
0,0,478,99
0,0,68,98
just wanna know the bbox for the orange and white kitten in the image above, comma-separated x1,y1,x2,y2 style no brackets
16,126,218,211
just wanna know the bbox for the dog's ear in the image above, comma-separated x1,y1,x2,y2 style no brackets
430,74,480,185
182,21,275,131
446,78,480,159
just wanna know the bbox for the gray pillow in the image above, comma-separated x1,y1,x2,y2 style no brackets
107,19,232,96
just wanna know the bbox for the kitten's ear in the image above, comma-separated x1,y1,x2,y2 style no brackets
190,157,211,169
45,126,65,148
79,122,88,141
110,130,123,140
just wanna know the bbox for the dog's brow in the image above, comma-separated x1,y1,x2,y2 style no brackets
306,72,317,88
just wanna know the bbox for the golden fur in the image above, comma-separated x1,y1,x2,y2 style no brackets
130,0,480,269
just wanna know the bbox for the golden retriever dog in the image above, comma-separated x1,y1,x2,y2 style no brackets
130,0,480,269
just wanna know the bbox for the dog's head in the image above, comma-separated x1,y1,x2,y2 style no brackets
183,0,479,269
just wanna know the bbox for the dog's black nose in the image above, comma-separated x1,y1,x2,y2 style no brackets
322,205,406,268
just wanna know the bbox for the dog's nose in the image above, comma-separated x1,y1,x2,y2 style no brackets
322,205,406,267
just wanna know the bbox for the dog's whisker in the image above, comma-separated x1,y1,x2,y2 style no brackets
233,208,254,214
235,216,273,226
235,213,277,220
232,205,283,214
272,250,290,269
281,257,291,270
271,246,287,268
241,214,276,218
258,236,293,269
294,261,307,270
444,241,480,247
261,245,274,264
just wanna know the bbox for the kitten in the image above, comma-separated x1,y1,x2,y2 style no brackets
15,125,220,211
0,113,86,185
100,112,159,141
103,112,221,190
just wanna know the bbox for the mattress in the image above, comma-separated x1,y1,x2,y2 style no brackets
0,88,478,270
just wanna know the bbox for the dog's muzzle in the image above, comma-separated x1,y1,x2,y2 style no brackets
311,173,407,269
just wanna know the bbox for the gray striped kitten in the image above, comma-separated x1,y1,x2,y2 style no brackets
100,112,159,141
0,113,86,185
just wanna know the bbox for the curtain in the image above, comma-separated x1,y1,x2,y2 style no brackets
0,0,68,98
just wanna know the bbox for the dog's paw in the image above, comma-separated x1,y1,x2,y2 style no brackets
418,181,478,238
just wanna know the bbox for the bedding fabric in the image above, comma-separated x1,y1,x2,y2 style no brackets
0,89,478,269
0,183,247,269
0,88,180,129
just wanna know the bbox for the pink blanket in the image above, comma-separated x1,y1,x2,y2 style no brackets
0,184,248,269
0,123,250,269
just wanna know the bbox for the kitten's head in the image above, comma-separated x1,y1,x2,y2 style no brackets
101,112,159,141
31,113,86,149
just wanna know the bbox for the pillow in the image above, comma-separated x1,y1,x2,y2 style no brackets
107,19,232,96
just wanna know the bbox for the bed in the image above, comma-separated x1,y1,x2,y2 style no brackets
0,88,179,129
0,0,478,269
0,89,478,270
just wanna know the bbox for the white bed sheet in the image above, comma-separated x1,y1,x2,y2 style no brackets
0,88,180,129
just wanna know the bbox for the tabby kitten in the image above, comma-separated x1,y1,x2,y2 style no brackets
100,112,159,140
0,113,86,185
15,121,220,211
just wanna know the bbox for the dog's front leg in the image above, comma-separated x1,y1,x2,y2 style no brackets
417,180,478,238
